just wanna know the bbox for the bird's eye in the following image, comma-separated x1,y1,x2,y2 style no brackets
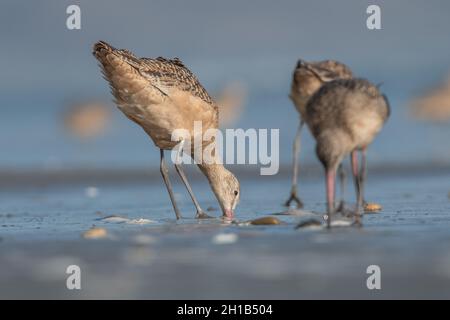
234,190,239,196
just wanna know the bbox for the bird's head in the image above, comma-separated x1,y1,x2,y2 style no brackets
294,59,337,93
291,59,349,117
206,165,240,219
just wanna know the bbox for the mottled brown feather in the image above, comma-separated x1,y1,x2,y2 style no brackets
92,40,219,150
93,40,217,109
290,59,353,118
92,41,240,217
309,60,353,79
305,78,390,167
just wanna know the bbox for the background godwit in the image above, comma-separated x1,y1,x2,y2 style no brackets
305,78,390,227
285,59,353,209
93,41,240,220
63,101,112,140
410,74,450,122
214,81,247,128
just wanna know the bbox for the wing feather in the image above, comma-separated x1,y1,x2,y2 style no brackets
138,57,215,105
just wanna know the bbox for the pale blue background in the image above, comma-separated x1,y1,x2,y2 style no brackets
1,0,449,170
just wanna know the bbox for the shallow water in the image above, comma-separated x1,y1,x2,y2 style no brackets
1,170,450,299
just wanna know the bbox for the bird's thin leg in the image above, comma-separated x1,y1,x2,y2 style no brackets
285,120,304,208
160,149,182,220
337,163,346,213
360,148,368,207
325,166,336,228
351,150,363,226
174,140,212,219
351,150,360,202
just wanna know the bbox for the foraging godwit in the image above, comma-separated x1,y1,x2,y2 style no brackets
214,81,247,127
410,75,450,122
93,41,240,219
285,59,353,209
64,101,111,140
305,78,390,227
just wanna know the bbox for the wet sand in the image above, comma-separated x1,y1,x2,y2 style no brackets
1,168,450,299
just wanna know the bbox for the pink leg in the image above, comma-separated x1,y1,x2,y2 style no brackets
325,168,336,228
360,148,367,206
351,150,362,226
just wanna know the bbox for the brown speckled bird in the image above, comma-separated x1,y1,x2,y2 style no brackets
285,59,353,209
306,78,390,227
93,41,240,220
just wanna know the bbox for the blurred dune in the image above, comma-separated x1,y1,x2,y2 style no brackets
410,76,450,122
214,82,247,127
63,101,112,140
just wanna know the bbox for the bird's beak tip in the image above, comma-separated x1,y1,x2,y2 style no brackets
224,209,234,219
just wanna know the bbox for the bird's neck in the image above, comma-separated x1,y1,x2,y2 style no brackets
197,163,226,183
191,138,226,182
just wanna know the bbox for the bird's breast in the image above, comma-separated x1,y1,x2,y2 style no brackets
118,91,218,151
349,112,383,148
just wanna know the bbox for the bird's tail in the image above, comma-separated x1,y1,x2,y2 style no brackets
92,41,150,107
93,40,141,69
92,40,115,60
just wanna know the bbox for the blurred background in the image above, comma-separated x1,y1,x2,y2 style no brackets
1,0,450,172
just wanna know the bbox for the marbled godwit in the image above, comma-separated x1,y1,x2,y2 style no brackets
93,41,240,219
214,81,247,127
305,78,390,227
410,75,450,122
285,59,353,209
64,101,111,140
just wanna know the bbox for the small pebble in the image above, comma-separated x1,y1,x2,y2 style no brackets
273,208,315,216
330,219,353,227
97,215,155,224
127,218,155,225
296,219,322,229
98,215,129,223
83,227,108,239
249,216,281,225
364,202,382,212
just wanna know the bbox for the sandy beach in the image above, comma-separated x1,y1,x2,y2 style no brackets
1,167,449,299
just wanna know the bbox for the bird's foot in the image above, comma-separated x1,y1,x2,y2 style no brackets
352,214,363,228
336,201,346,214
351,220,363,228
323,214,331,229
284,192,304,209
337,203,357,219
195,210,214,219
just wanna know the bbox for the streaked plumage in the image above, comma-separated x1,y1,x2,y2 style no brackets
285,59,353,209
290,59,353,117
92,41,239,219
305,78,390,227
307,78,390,164
93,41,218,150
